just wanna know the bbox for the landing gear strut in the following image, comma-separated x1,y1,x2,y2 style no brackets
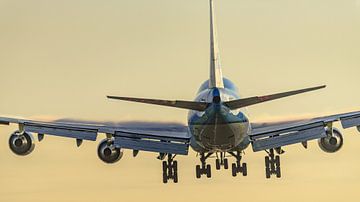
162,154,178,183
215,152,229,170
196,153,213,179
265,149,281,179
229,151,247,177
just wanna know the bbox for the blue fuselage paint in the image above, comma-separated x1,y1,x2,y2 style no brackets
188,78,251,153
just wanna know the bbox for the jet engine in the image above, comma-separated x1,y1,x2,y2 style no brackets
318,128,343,153
97,139,123,164
9,131,35,156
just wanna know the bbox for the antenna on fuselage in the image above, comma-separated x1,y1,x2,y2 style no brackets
209,0,224,89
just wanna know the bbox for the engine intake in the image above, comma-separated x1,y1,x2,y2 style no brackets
318,128,343,153
9,131,35,156
97,139,123,164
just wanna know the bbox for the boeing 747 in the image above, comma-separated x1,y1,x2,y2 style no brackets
1,0,360,183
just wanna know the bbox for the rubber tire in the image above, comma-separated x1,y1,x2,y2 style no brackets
168,165,173,176
265,167,271,179
206,164,212,178
265,156,270,168
231,163,237,177
275,156,280,167
224,158,229,169
215,159,221,170
163,172,168,184
173,161,178,171
196,165,201,179
242,163,247,176
162,161,167,172
173,170,178,183
276,167,281,178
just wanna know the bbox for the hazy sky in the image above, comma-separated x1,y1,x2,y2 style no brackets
0,0,360,201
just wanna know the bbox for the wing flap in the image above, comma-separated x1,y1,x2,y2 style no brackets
0,120,9,125
114,137,189,155
114,129,190,142
23,122,98,141
250,111,360,152
251,122,326,152
114,130,190,155
340,114,360,129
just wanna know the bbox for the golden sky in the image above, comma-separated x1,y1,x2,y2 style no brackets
0,0,360,201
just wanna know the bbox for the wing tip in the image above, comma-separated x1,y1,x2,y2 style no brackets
107,95,120,100
308,85,326,92
313,85,327,91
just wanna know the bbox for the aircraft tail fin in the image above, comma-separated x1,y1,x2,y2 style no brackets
209,0,224,88
223,85,326,109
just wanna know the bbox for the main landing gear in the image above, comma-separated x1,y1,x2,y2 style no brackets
228,151,247,177
196,153,213,179
162,154,178,183
265,148,281,179
196,151,248,179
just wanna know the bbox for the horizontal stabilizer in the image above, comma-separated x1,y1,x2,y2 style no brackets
224,85,326,110
107,96,209,111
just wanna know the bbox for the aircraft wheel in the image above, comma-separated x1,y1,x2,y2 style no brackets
275,156,280,167
173,161,178,171
224,158,229,169
265,156,270,168
162,161,169,183
265,167,271,179
276,167,281,178
242,163,247,176
231,163,237,177
173,170,178,183
162,161,167,171
196,165,201,179
206,164,212,178
163,172,168,184
215,159,221,170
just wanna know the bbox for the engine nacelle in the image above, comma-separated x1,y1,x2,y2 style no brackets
9,131,35,156
318,128,343,153
97,139,123,164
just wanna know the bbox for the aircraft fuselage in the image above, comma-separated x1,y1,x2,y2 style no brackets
188,78,251,152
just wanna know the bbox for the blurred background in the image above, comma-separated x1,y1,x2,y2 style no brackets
0,0,359,201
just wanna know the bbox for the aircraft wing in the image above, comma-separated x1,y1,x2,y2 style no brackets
249,111,360,152
0,117,191,155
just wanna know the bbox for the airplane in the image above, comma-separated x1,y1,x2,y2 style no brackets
1,0,360,184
